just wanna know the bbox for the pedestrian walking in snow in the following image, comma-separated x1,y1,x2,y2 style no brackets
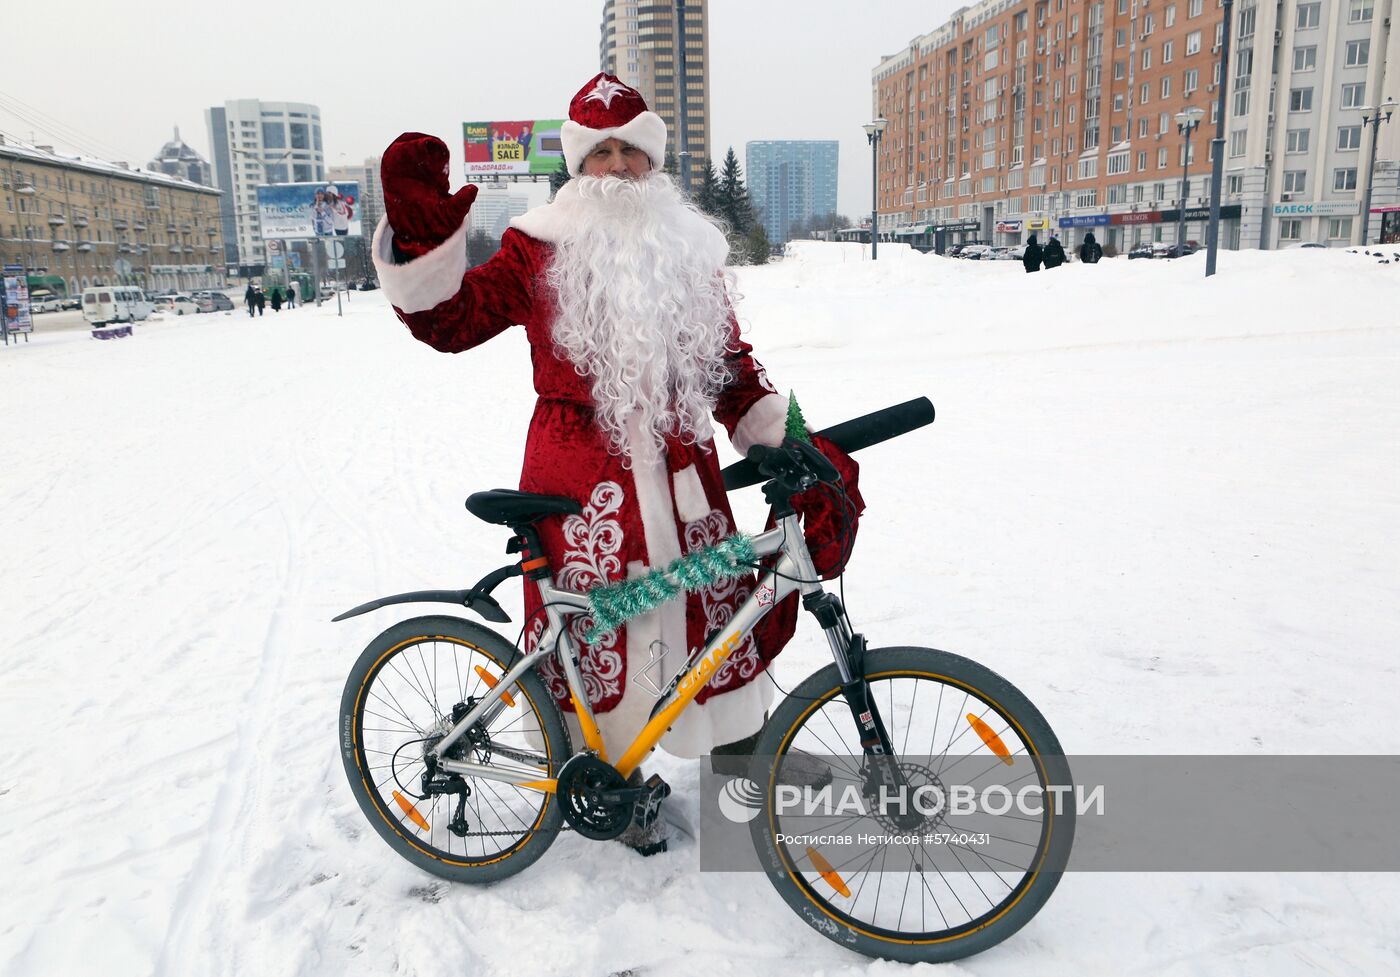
1043,236,1067,269
270,288,283,312
1023,234,1044,273
1079,232,1103,265
244,283,256,317
254,288,266,316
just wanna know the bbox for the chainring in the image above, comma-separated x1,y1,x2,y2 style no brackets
556,754,632,840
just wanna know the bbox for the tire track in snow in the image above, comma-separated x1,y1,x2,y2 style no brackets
154,463,301,977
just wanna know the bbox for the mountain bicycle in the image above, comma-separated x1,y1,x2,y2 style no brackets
335,398,1075,964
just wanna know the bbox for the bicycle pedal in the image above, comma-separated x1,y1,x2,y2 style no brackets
632,774,671,829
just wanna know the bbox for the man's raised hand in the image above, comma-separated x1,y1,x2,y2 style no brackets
381,132,479,259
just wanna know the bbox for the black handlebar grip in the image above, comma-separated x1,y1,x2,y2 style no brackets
721,396,935,491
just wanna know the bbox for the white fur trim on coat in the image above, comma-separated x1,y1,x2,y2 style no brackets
371,214,470,315
561,110,667,176
672,465,710,523
731,393,790,457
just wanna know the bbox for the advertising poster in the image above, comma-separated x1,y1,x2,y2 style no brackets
463,120,565,175
3,264,34,334
256,182,362,239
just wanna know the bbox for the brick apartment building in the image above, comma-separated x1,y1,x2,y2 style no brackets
871,0,1400,254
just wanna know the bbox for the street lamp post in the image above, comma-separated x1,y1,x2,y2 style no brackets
1205,0,1235,277
1359,98,1398,246
1175,107,1205,254
862,117,888,259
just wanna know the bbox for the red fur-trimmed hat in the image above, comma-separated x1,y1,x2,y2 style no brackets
561,73,667,176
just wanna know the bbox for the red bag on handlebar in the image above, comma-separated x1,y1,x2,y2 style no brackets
752,434,865,664
796,434,865,579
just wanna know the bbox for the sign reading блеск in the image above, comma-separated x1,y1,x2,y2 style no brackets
1272,201,1361,217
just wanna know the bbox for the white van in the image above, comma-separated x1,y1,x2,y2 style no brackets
82,286,154,326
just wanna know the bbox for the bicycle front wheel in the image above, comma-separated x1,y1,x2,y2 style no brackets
340,615,570,884
749,646,1074,964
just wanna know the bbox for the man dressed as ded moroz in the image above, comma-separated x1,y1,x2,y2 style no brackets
373,73,862,851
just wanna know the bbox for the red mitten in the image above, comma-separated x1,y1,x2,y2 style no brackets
381,132,478,259
793,434,865,579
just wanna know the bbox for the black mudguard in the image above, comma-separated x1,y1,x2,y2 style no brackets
331,588,511,624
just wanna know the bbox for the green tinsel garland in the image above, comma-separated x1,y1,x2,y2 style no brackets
584,532,756,643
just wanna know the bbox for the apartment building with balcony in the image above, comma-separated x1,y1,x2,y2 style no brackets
1,136,225,295
871,0,1398,253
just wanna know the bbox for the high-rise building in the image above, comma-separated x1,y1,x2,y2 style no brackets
469,186,530,239
147,127,213,187
746,141,840,245
600,0,710,191
871,0,1399,253
327,157,383,239
204,100,325,270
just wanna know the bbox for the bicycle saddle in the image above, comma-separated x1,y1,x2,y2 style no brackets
465,489,582,527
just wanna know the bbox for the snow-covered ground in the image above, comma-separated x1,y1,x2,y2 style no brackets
3,246,1399,976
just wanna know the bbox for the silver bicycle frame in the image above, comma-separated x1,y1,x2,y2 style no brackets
430,512,852,787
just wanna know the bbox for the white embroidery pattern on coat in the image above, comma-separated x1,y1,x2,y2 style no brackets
684,509,762,690
536,481,626,707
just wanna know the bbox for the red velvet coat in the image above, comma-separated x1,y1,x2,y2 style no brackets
371,201,795,757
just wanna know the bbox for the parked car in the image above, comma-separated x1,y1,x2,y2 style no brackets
29,291,63,313
82,286,153,326
194,292,235,313
60,295,81,310
156,295,199,316
960,244,995,260
1128,242,1155,259
1005,245,1029,260
1285,241,1328,249
1160,241,1201,259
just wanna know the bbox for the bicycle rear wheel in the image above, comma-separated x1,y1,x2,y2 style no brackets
340,615,570,884
748,646,1074,963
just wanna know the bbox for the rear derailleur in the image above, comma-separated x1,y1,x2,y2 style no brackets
418,700,480,837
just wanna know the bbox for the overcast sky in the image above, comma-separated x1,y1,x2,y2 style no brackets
0,0,965,218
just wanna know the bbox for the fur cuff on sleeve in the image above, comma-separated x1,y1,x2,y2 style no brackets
371,215,470,314
731,393,789,456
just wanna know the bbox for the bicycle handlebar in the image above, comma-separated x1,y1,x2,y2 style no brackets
721,396,936,491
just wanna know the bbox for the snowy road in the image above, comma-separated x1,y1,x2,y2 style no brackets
3,246,1399,976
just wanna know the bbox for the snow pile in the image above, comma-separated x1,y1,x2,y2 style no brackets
3,250,1399,976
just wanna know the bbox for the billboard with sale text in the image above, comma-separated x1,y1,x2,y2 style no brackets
463,120,565,175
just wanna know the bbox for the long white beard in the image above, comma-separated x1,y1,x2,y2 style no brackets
545,172,736,464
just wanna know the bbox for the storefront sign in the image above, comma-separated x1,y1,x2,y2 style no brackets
1058,214,1110,227
1271,201,1359,217
995,220,1023,233
1111,205,1242,225
1370,204,1400,214
1025,218,1049,230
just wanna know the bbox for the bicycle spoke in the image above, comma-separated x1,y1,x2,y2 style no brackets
355,638,552,866
767,666,1057,944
